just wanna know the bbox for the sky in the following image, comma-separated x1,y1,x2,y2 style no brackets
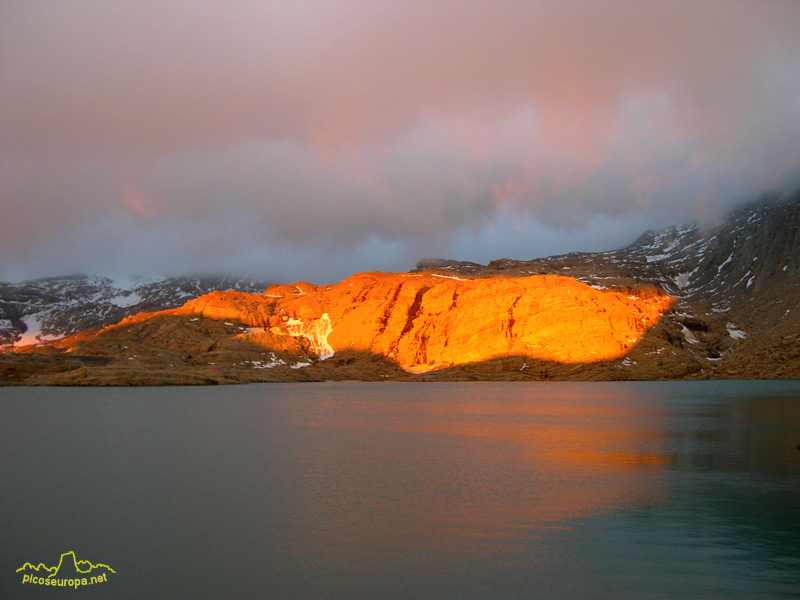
2,1,800,284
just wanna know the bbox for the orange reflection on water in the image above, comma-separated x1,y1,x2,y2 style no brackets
276,384,671,570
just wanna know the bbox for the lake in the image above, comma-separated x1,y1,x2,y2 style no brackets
1,381,799,599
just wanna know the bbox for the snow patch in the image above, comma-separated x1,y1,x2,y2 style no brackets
734,271,752,287
110,291,142,308
645,236,682,262
681,326,699,344
13,315,62,347
726,323,746,340
716,254,733,273
242,353,286,369
431,274,467,281
285,313,335,360
673,273,692,289
243,327,267,335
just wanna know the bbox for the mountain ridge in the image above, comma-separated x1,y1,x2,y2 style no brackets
0,274,273,349
2,193,799,384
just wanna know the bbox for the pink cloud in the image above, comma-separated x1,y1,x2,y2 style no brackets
1,1,800,281
120,183,160,219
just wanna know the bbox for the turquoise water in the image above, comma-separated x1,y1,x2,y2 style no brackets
1,381,799,598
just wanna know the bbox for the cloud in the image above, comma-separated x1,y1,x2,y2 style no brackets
1,0,800,282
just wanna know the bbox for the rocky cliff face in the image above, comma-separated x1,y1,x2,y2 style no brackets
6,272,676,385
2,194,800,384
106,273,671,368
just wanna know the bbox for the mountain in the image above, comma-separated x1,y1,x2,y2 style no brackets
418,194,800,378
2,194,799,384
455,194,800,311
0,274,272,349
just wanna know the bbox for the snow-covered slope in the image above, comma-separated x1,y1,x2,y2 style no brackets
0,275,272,348
601,198,800,309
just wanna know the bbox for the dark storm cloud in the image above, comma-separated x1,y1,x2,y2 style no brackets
2,1,800,282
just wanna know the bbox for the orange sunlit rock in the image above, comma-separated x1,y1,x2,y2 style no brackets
118,271,673,372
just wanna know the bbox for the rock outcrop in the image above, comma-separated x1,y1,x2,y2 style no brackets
132,273,670,369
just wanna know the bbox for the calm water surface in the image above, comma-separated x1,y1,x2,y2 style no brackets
1,381,799,599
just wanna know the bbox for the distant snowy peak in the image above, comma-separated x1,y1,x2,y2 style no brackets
459,195,800,312
618,197,800,308
0,274,272,348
